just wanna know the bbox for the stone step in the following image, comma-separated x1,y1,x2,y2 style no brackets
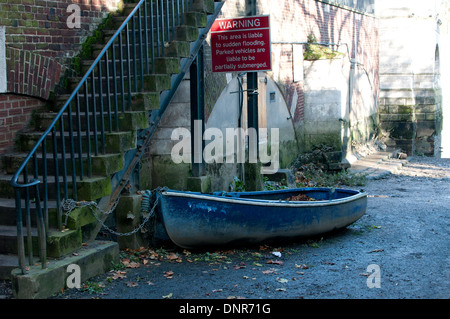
0,225,82,258
10,240,119,299
110,10,207,29
0,253,24,280
50,92,160,113
0,198,58,227
33,110,148,133
1,173,112,202
1,151,124,177
15,130,137,155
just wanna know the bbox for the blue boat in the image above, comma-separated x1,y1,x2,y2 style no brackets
157,188,368,249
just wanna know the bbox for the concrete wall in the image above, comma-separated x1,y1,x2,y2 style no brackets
376,0,449,157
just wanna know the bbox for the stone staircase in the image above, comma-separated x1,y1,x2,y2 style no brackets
0,0,225,297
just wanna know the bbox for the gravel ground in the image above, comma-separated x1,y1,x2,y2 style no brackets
1,156,449,303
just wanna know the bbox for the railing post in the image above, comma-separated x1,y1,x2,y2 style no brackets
15,188,26,274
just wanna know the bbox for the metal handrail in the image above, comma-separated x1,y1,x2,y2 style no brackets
9,0,196,274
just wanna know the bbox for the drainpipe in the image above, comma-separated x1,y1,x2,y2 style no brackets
246,0,259,155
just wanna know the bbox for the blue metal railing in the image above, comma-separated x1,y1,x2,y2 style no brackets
9,0,196,274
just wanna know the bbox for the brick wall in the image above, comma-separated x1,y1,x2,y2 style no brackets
0,0,121,156
0,94,45,154
1,0,121,100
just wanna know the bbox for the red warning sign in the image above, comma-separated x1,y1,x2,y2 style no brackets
211,16,271,73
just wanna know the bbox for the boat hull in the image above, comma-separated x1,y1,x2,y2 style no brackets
158,188,367,249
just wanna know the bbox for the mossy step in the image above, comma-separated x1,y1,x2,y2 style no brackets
174,25,199,42
49,92,160,113
1,152,124,177
193,0,215,14
0,225,82,258
143,74,171,92
33,110,148,132
0,173,111,202
165,40,191,58
0,199,58,228
184,11,207,27
16,130,137,154
154,57,181,74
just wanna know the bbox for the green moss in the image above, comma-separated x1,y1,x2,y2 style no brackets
304,44,343,60
70,13,114,75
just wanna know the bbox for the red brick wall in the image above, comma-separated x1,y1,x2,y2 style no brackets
0,0,121,156
0,94,45,154
1,0,121,100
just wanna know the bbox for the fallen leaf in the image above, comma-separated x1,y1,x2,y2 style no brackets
142,259,148,265
295,263,309,269
167,252,179,260
163,270,174,279
163,293,173,299
146,281,155,285
126,281,139,287
369,249,384,253
253,262,263,267
262,269,277,274
227,296,245,299
108,271,127,280
266,259,284,265
212,289,223,293
276,288,286,292
183,249,191,256
359,272,370,277
276,278,289,283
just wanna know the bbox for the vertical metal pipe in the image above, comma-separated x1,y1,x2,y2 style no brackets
67,103,77,201
156,0,161,57
160,0,165,55
138,5,144,90
23,169,33,265
51,127,62,230
190,46,206,177
33,154,46,269
175,0,180,26
75,92,83,181
126,24,132,107
171,0,175,39
132,14,138,92
84,82,93,178
15,188,26,274
98,61,106,154
58,117,68,200
104,52,112,133
111,44,119,131
42,138,48,233
119,32,126,113
166,0,170,41
90,71,99,156
144,0,149,74
150,0,155,67
246,0,259,155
